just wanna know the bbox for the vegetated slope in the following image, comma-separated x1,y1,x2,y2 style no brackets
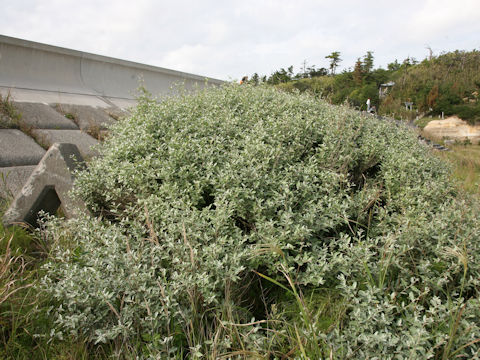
276,68,389,112
274,50,480,124
40,84,480,359
385,50,480,123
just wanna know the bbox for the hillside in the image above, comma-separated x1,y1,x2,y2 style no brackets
259,50,480,125
385,50,480,123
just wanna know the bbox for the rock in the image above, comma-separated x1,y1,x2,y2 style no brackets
423,116,480,144
2,143,88,227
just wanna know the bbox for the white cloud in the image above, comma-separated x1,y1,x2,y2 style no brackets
1,0,480,79
408,0,480,37
160,44,213,74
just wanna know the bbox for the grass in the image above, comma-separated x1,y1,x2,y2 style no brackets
415,116,436,129
0,93,22,129
0,200,36,359
436,144,480,195
0,93,40,143
0,200,76,360
418,124,480,195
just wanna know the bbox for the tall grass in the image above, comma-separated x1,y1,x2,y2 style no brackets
437,144,480,195
0,202,78,360
0,93,22,129
0,201,35,359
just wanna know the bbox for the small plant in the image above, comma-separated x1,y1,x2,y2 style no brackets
54,104,78,126
0,93,22,128
86,122,103,141
64,113,76,120
462,137,472,146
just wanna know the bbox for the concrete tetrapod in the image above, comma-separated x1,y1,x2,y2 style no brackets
2,143,88,227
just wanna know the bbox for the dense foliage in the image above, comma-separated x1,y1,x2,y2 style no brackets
387,50,480,123
256,50,480,124
40,84,480,358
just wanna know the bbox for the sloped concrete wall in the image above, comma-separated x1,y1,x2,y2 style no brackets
0,35,224,102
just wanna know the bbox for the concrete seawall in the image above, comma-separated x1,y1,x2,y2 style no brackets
0,35,224,108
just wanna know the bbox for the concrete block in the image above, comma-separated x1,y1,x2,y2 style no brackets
31,129,99,160
3,143,88,227
0,166,36,200
54,104,116,131
0,129,46,166
13,102,78,129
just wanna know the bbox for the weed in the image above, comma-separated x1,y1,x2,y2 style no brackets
86,122,104,141
54,104,78,126
0,93,22,129
64,113,76,121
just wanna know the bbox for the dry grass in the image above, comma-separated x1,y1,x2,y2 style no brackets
0,235,33,306
437,145,480,195
0,93,22,129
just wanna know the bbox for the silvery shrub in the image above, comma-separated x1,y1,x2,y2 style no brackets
40,84,480,358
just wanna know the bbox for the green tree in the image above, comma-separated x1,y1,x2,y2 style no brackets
307,65,328,77
267,67,293,84
362,51,374,73
325,51,342,75
353,58,364,85
387,59,400,71
250,73,260,85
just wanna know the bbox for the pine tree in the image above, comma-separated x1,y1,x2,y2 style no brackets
362,51,374,73
325,51,342,75
353,58,363,85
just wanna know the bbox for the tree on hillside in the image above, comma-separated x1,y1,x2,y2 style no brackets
267,66,294,84
426,45,434,61
325,51,342,75
353,58,364,85
308,66,328,77
362,51,374,73
250,73,260,85
388,59,401,71
402,56,418,67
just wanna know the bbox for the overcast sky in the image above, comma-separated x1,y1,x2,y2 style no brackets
1,0,480,81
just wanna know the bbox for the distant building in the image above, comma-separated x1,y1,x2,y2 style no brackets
379,81,395,98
